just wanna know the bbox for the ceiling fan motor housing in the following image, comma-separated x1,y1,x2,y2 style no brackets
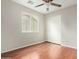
43,0,53,3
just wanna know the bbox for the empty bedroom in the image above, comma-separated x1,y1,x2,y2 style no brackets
1,0,77,59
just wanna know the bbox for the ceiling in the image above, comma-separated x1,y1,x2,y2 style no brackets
13,0,77,14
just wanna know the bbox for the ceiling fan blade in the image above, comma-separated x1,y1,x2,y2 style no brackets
35,3,44,7
51,3,61,7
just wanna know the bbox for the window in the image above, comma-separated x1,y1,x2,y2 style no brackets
21,14,39,33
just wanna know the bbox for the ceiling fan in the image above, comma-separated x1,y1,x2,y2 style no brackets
35,0,61,11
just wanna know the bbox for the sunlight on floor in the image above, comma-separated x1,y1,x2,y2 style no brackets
48,44,62,59
21,52,40,59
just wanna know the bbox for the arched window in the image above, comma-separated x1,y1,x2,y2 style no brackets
21,14,39,33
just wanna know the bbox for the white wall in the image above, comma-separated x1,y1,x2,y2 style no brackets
1,0,45,53
45,5,77,48
1,0,77,53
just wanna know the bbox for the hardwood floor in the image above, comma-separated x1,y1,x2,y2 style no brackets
1,42,77,59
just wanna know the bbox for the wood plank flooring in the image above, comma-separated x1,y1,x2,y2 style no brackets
1,42,77,59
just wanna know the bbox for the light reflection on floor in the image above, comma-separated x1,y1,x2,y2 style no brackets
2,42,76,59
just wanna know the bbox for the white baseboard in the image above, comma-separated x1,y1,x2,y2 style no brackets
46,40,77,49
61,44,77,49
2,40,76,53
1,40,44,53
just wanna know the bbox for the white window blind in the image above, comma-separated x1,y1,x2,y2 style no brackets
21,15,39,33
